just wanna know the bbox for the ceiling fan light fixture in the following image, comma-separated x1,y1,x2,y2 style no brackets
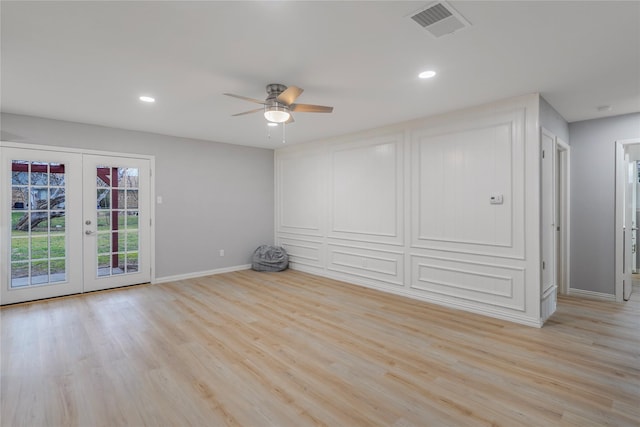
419,70,437,79
264,104,290,123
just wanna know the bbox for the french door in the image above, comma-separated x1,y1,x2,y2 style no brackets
1,145,152,304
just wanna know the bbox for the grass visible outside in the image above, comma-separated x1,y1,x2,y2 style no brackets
97,252,139,273
12,210,138,234
97,210,138,230
97,231,139,254
11,212,66,236
10,211,139,264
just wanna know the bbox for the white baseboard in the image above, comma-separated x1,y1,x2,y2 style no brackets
153,264,251,284
568,288,616,301
289,265,543,328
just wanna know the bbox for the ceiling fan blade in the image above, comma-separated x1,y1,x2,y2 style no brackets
232,108,263,116
277,86,303,105
290,103,333,113
285,114,295,124
224,93,265,104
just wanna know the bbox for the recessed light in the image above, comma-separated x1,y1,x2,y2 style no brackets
267,122,278,127
139,96,155,103
418,70,437,79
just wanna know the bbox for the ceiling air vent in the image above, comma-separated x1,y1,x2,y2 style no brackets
409,2,471,38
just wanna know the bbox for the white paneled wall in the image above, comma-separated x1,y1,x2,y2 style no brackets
276,94,543,326
279,153,325,236
411,108,525,258
330,134,403,245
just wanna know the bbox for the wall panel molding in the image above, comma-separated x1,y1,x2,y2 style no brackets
276,150,326,237
328,133,404,245
278,236,323,269
410,254,526,312
275,94,541,326
410,108,526,260
327,244,404,287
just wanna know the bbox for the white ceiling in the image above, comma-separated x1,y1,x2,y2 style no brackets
2,1,639,149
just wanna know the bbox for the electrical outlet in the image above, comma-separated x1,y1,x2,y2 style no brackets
219,249,225,257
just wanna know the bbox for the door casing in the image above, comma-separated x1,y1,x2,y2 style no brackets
0,141,155,304
82,154,152,293
615,138,640,302
555,137,570,296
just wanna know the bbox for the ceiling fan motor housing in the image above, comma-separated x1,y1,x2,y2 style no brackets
265,85,287,106
264,84,291,122
266,83,287,96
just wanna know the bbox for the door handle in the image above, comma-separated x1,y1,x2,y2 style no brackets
85,230,95,235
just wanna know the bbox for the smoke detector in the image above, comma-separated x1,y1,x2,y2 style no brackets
409,1,471,38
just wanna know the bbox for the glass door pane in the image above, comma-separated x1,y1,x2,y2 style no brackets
2,147,151,304
1,147,82,305
94,166,139,277
83,155,150,293
10,160,68,288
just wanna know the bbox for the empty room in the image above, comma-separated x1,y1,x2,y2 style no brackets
1,1,639,426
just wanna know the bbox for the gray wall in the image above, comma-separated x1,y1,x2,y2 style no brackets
569,113,640,294
1,113,274,279
540,96,569,143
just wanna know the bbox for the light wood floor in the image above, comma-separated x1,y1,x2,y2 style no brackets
1,270,639,427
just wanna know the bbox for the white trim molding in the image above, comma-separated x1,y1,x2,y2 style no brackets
154,264,252,284
615,138,640,302
568,288,616,302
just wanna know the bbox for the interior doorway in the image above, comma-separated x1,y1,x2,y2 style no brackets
615,138,640,302
541,128,570,321
555,138,570,296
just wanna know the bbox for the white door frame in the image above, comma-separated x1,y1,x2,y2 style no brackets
0,147,84,303
82,154,152,292
0,141,156,303
541,128,557,318
615,138,640,302
633,164,638,274
556,137,570,295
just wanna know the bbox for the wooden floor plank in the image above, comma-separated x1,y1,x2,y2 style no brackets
1,270,639,426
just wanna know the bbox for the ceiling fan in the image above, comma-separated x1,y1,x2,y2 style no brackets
224,83,333,124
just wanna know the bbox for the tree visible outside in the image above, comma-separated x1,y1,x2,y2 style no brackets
10,162,140,286
10,161,67,286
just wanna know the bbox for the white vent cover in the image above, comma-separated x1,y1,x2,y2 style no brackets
409,2,471,38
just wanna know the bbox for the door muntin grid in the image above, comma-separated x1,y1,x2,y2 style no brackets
10,161,67,288
95,166,139,277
